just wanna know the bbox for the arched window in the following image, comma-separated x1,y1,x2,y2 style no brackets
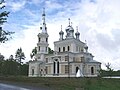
32,69,34,75
59,47,61,52
39,46,40,51
63,47,65,52
57,61,59,74
53,59,59,75
91,67,94,75
46,38,48,42
68,46,70,51
53,62,55,74
39,38,41,42
46,47,47,52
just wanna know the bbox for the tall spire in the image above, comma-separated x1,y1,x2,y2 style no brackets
42,7,45,24
40,8,47,33
68,18,70,26
61,25,62,31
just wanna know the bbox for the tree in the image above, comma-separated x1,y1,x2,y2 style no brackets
0,53,4,60
48,47,54,54
20,64,28,76
105,62,114,77
105,62,113,71
9,55,14,61
15,48,25,64
30,47,37,59
2,60,18,75
0,0,14,43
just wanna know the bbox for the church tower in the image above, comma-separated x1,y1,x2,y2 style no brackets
65,18,74,39
36,8,49,61
59,25,64,40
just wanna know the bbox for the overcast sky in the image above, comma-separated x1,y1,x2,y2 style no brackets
0,0,120,70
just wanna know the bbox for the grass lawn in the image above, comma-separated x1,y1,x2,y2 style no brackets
0,76,120,90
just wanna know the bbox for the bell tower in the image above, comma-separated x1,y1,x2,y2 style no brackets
36,8,49,61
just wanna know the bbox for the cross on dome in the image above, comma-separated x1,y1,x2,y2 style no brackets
68,18,71,26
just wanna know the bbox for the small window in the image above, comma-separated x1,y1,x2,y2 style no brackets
39,46,40,51
63,47,65,52
68,46,70,51
46,47,47,52
59,47,61,52
46,38,48,42
39,38,41,42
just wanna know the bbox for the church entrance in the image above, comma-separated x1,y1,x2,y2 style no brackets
76,67,79,73
53,59,59,75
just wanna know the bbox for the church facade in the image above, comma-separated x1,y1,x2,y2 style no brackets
28,9,101,77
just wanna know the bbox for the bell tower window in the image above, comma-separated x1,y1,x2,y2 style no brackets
63,47,65,52
39,46,40,51
59,47,61,52
46,47,47,52
68,46,70,51
46,38,48,42
39,38,41,42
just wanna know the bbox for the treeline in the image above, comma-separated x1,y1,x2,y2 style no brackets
99,62,120,77
0,60,28,76
99,69,120,77
0,48,28,76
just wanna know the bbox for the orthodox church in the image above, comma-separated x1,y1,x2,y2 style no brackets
28,9,101,77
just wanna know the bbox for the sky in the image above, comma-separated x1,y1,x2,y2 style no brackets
0,0,120,70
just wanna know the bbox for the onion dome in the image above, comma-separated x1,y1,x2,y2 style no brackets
75,30,80,36
59,30,64,35
59,25,64,34
69,25,74,32
84,40,88,52
65,18,73,32
84,44,88,50
75,26,80,40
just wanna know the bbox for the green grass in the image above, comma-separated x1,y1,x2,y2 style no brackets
0,76,120,90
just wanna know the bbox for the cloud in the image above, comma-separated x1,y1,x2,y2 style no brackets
7,0,26,12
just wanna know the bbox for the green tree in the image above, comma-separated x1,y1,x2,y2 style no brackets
30,47,37,59
15,48,25,64
2,60,18,75
20,64,28,76
0,53,4,75
0,53,4,60
9,55,14,61
0,0,14,43
48,47,54,54
105,62,114,76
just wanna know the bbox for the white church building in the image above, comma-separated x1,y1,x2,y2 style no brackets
28,9,101,77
